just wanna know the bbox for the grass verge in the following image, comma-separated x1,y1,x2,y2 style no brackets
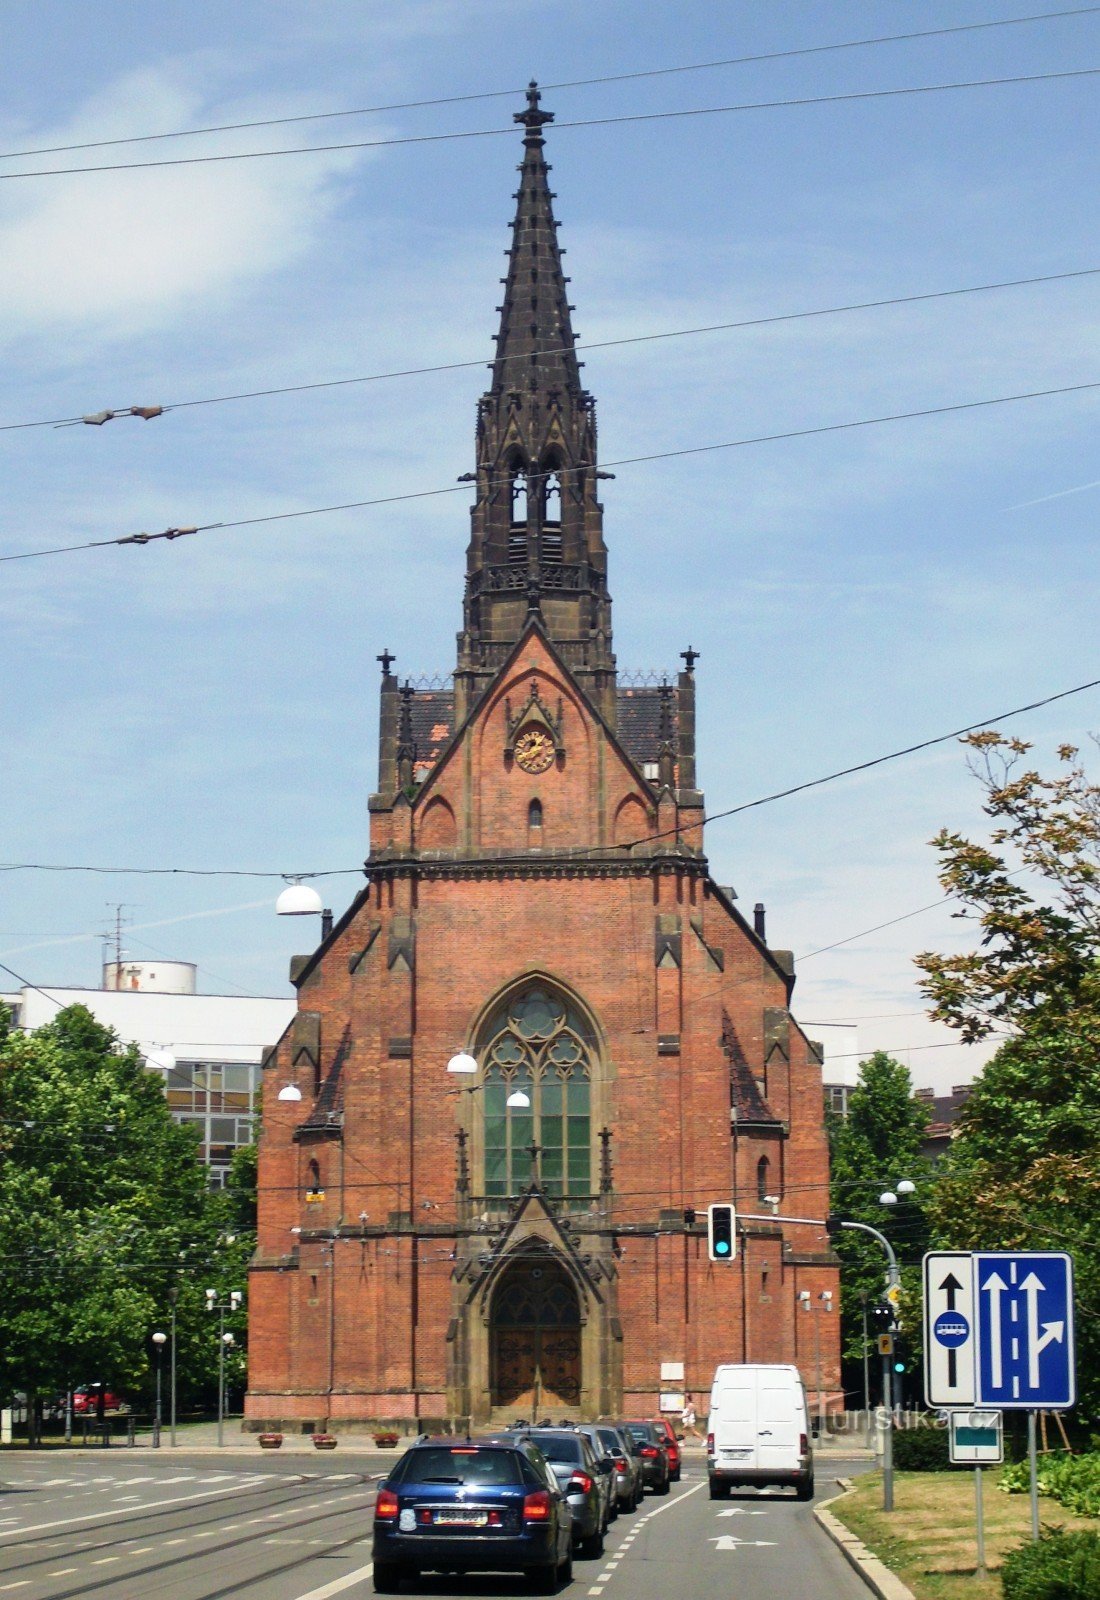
828,1470,1100,1600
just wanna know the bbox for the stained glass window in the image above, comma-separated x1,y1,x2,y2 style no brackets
479,986,594,1198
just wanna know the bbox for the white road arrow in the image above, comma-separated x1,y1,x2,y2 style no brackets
981,1271,1008,1388
717,1509,768,1517
709,1536,778,1550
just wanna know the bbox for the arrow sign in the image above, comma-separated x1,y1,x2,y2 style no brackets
709,1536,777,1550
717,1509,768,1517
924,1251,976,1407
975,1252,1075,1408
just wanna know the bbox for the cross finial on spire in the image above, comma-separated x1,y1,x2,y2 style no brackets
681,646,699,673
514,79,554,135
377,649,395,678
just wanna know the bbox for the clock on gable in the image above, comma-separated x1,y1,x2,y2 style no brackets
514,726,556,773
504,677,565,772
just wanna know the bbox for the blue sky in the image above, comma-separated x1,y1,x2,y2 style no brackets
2,2,1098,1092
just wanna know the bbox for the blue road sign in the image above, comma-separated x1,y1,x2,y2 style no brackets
974,1252,1075,1408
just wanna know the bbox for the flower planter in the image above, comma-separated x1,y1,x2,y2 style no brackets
258,1433,284,1449
373,1432,400,1448
312,1433,338,1450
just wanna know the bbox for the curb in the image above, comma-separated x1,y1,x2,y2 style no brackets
814,1482,918,1600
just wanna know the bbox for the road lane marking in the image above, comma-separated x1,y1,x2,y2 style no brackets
47,1571,78,1578
128,1548,155,1555
287,1560,374,1600
10,1479,277,1537
91,1556,120,1565
0,1583,31,1592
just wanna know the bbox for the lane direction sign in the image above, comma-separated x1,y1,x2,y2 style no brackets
924,1251,976,1407
975,1252,1074,1408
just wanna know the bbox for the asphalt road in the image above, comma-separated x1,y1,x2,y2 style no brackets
0,1452,872,1600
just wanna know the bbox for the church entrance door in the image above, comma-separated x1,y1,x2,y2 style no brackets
490,1255,581,1413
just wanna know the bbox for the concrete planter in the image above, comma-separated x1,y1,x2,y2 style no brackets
373,1432,400,1448
312,1434,338,1450
258,1433,284,1449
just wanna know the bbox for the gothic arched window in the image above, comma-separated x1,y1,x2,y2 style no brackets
756,1155,771,1202
479,985,594,1199
543,470,562,526
510,468,528,527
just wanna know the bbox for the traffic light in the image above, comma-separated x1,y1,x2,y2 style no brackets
825,1216,844,1240
891,1334,908,1377
707,1203,737,1261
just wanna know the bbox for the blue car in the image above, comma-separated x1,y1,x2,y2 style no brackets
372,1436,574,1593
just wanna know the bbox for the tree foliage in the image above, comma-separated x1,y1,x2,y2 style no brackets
0,1006,250,1422
828,1051,931,1395
916,733,1100,1043
916,735,1100,1414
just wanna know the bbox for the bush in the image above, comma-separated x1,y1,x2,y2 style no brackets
891,1426,956,1471
1000,1452,1100,1517
1001,1529,1100,1600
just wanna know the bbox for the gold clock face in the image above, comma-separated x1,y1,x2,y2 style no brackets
514,726,555,773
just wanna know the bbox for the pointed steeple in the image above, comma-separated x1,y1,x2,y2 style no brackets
455,82,616,727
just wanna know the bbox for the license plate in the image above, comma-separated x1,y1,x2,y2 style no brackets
723,1449,752,1460
435,1509,488,1526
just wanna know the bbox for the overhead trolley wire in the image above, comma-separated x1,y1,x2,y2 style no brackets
6,263,1100,434
6,374,1100,565
2,64,1098,181
1,7,1095,162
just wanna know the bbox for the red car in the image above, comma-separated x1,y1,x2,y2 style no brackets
652,1417,682,1481
72,1386,125,1415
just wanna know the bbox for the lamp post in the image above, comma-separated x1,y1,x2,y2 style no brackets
204,1288,243,1447
151,1332,166,1448
168,1287,179,1447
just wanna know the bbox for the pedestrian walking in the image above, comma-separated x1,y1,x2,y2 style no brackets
681,1393,703,1440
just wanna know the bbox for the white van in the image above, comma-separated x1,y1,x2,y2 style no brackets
706,1364,813,1500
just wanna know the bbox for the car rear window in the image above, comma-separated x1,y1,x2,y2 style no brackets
527,1433,583,1464
623,1422,656,1443
398,1447,522,1486
597,1429,620,1451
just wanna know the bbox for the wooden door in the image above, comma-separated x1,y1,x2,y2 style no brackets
490,1257,581,1410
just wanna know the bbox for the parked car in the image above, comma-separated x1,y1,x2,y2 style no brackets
593,1423,644,1511
706,1363,814,1500
504,1427,609,1555
620,1420,671,1494
568,1423,625,1519
371,1435,573,1593
71,1386,126,1415
651,1416,682,1481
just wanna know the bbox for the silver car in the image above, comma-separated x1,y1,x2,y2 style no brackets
594,1423,644,1512
505,1428,611,1556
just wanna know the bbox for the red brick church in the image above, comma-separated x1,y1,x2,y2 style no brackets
247,86,840,1429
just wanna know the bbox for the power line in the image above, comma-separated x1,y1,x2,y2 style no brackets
7,373,1100,566
2,7,1094,162
3,65,1098,181
1,671,1097,882
7,263,1100,434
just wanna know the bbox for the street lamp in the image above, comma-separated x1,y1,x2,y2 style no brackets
205,1288,243,1447
168,1287,179,1447
150,1331,166,1448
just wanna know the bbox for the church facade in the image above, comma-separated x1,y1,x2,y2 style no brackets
246,87,840,1429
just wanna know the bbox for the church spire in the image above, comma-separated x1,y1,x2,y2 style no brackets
455,82,616,727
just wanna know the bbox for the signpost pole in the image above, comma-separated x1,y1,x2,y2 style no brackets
974,1468,987,1578
1027,1410,1040,1542
880,1348,894,1512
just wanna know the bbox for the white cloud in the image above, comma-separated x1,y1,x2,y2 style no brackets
0,65,370,343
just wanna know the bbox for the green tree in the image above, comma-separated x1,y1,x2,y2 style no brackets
916,735,1100,1413
0,1006,244,1432
828,1052,930,1403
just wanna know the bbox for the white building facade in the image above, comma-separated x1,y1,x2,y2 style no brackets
3,963,294,1186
